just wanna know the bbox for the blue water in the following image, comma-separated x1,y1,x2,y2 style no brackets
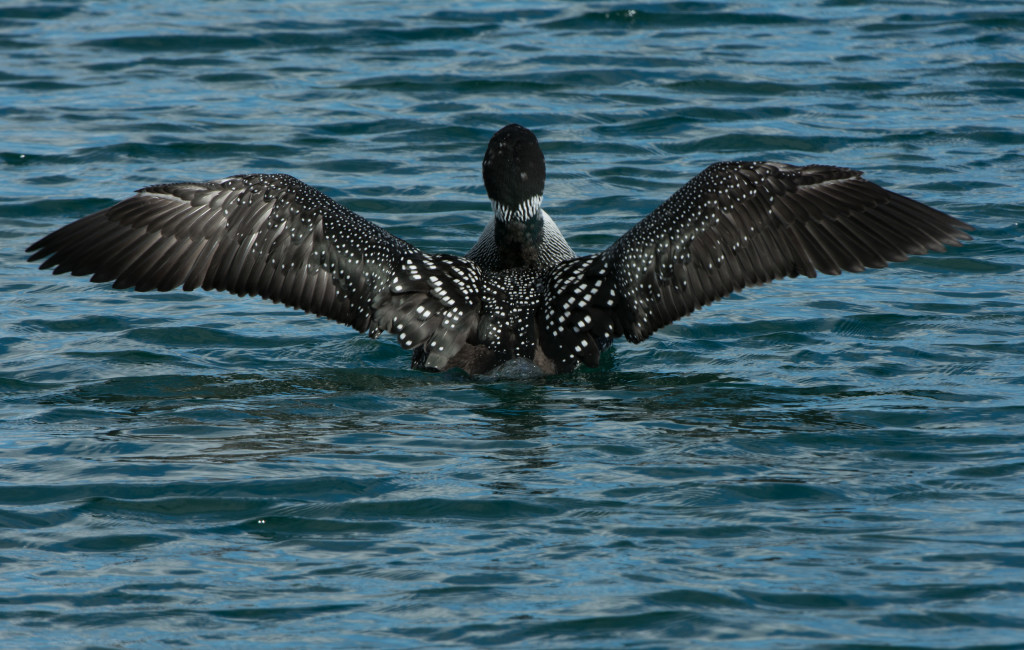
2,1,1024,647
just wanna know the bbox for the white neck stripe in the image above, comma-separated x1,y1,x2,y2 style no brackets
491,195,543,222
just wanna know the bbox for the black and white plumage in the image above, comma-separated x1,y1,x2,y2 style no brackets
28,123,972,375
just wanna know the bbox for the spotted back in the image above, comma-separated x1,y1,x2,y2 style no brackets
371,253,488,370
538,254,620,371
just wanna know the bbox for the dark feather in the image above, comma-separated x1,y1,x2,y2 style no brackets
567,162,972,349
28,132,973,375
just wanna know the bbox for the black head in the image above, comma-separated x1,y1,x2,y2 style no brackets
482,124,545,221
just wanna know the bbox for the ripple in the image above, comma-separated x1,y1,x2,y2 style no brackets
1,0,1021,647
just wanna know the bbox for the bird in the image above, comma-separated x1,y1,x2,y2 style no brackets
27,123,972,375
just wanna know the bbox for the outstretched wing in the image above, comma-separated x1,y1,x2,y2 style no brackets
540,161,973,368
27,174,487,363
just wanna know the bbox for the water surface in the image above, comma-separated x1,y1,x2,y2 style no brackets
2,1,1023,648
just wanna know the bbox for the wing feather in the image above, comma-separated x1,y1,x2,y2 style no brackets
28,173,502,368
540,161,972,366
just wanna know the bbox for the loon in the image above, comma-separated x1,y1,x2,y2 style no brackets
28,124,972,375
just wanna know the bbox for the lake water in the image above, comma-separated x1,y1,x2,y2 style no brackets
2,1,1023,647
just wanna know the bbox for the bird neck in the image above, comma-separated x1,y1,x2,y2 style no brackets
493,213,546,269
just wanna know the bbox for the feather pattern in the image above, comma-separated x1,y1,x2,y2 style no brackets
28,128,973,375
537,161,971,368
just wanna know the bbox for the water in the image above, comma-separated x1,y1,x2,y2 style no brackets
2,1,1023,647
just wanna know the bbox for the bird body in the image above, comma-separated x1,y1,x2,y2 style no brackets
28,124,972,375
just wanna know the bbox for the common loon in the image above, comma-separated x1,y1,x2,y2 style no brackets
28,124,972,375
